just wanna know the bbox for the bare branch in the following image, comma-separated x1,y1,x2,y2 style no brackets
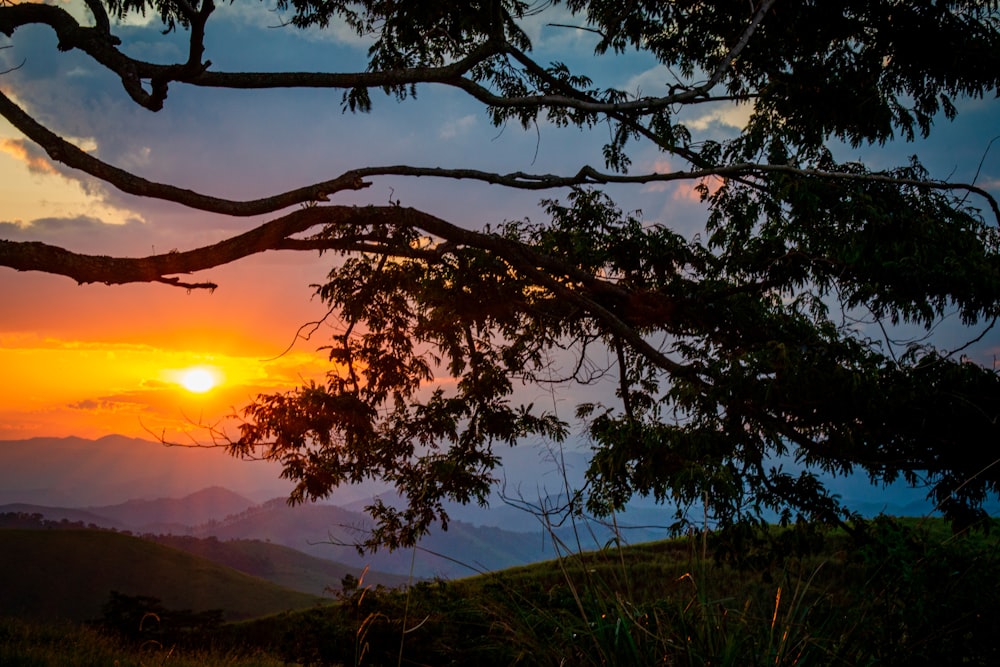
5,83,994,225
0,89,372,216
0,4,748,119
0,206,333,287
81,0,111,36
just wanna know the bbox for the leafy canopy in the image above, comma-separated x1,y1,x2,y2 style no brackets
2,0,1000,548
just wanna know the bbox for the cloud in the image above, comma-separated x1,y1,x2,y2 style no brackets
67,397,149,413
623,65,675,100
977,176,1000,195
0,216,150,256
1,107,145,230
439,114,477,140
214,2,375,49
685,103,754,132
672,176,725,202
640,159,675,193
517,5,594,51
0,138,58,175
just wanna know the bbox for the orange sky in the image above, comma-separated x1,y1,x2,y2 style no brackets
0,127,339,439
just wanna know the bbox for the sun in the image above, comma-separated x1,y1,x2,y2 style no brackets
178,367,218,393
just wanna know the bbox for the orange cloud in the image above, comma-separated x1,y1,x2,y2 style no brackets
0,138,57,175
641,159,675,193
672,176,725,202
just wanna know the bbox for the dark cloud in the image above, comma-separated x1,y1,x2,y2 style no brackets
67,397,149,413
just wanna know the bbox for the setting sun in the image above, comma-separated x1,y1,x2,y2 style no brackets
178,367,218,393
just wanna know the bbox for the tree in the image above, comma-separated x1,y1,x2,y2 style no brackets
2,0,1000,549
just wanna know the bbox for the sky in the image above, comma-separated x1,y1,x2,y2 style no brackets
1,0,999,458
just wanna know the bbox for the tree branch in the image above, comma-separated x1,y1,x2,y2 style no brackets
0,89,372,215
0,4,751,119
0,199,699,383
1,206,345,287
7,85,992,224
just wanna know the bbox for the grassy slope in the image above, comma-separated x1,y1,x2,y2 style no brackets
232,517,1000,666
5,518,999,665
0,617,287,667
149,534,413,594
0,529,327,622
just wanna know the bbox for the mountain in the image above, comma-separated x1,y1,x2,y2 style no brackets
0,495,577,579
0,487,260,534
0,434,586,510
5,433,981,583
85,486,257,531
0,528,326,622
186,498,572,579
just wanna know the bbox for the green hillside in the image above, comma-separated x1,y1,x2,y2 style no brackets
230,517,1000,666
0,529,328,622
3,518,1000,665
149,534,413,594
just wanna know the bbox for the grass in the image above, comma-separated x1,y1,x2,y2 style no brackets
0,616,285,667
4,515,999,665
209,514,999,666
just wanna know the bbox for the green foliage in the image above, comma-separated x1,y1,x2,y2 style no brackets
843,516,1000,664
237,176,1000,545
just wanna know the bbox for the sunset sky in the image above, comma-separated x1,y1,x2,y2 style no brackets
1,1,999,446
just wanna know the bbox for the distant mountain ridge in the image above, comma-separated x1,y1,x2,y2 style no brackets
84,486,257,531
4,433,980,582
185,497,563,578
0,434,653,578
0,489,618,579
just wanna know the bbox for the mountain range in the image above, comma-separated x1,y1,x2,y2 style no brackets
2,433,980,582
0,487,645,579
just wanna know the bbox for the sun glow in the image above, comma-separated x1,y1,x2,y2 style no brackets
178,367,219,393
0,334,335,440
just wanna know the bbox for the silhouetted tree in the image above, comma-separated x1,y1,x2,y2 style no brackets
2,1,1000,547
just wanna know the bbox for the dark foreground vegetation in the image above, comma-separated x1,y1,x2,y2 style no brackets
3,516,999,666
0,528,326,622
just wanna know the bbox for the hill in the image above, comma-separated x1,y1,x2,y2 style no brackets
0,503,127,530
0,529,327,622
192,498,565,578
85,486,257,532
229,518,1000,666
0,499,552,581
149,534,412,594
0,487,259,534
